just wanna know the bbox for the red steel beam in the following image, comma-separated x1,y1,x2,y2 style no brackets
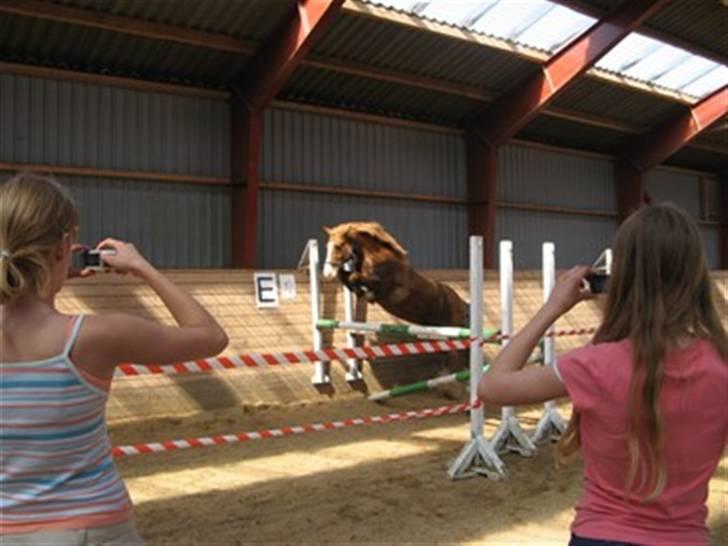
230,0,343,268
721,174,728,269
237,0,344,112
626,85,728,172
230,104,263,268
466,133,497,268
615,160,647,221
472,0,668,146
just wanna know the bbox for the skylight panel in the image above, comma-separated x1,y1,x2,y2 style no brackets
368,0,727,99
681,65,728,98
416,1,492,28
515,5,595,53
470,1,554,45
373,0,420,11
653,56,715,91
598,33,728,98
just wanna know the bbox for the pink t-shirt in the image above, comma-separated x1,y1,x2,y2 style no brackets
556,337,727,546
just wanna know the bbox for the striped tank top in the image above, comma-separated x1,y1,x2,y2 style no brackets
0,316,132,533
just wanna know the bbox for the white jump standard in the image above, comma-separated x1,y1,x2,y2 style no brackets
491,240,537,457
447,236,506,480
531,242,567,445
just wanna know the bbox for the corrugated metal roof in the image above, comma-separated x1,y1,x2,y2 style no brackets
0,14,249,86
577,0,728,60
281,66,485,126
551,78,685,128
311,12,540,95
516,116,630,155
50,0,295,42
665,146,728,173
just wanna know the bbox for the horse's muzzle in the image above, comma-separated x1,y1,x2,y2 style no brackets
322,262,338,280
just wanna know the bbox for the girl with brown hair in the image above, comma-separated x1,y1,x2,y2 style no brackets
479,204,727,545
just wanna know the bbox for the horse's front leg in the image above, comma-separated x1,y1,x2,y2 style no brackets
359,275,383,302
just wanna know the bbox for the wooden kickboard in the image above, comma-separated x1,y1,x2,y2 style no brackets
55,270,728,424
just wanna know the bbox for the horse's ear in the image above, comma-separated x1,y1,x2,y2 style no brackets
323,225,332,235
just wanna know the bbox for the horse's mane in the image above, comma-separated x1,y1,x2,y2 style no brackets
330,222,407,258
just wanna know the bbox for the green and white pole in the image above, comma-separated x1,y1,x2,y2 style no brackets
367,354,541,402
368,366,487,402
316,319,499,343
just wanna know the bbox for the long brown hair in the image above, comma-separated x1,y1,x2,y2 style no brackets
0,172,79,304
556,204,728,501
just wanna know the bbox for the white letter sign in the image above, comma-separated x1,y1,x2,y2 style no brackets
254,272,279,309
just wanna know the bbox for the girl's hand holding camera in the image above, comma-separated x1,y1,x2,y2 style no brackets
95,238,154,278
546,266,596,317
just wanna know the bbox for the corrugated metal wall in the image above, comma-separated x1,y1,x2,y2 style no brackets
496,209,616,270
647,168,719,269
262,108,466,198
0,73,230,267
646,169,701,217
259,107,468,268
258,190,467,269
496,144,618,268
63,176,230,268
701,227,720,270
2,73,720,271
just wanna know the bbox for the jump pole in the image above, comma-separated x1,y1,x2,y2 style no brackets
532,242,566,444
491,240,537,457
369,366,486,402
368,353,541,402
306,239,330,385
316,319,500,342
447,236,506,480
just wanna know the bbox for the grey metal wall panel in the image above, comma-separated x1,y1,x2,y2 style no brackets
58,176,231,268
646,168,701,217
0,73,229,176
496,208,618,270
257,189,468,269
701,226,720,270
262,107,466,198
498,144,616,211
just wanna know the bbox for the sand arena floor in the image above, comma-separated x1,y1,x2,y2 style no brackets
109,395,728,545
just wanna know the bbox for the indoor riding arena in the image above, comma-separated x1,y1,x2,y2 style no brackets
1,0,727,544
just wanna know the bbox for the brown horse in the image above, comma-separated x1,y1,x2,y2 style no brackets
322,222,467,327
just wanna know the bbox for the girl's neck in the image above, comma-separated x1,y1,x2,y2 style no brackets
1,293,57,327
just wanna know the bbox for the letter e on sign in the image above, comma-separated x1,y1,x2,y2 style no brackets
254,272,279,309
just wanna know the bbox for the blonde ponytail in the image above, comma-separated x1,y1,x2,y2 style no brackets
0,172,79,304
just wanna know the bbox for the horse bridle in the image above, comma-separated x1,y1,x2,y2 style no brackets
341,245,363,274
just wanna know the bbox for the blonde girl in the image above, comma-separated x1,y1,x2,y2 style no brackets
0,172,228,545
479,204,727,546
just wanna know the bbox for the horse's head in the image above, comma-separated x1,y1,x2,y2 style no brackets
322,224,358,280
322,222,406,280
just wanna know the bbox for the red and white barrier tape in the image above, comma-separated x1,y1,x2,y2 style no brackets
112,401,477,458
113,326,597,378
114,339,470,377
